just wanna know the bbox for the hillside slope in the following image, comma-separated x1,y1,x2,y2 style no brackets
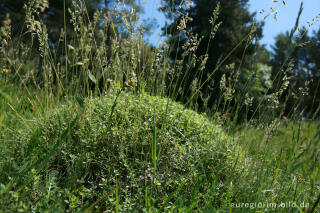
0,92,243,211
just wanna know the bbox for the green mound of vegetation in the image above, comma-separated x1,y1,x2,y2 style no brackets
0,92,243,212
1,0,319,211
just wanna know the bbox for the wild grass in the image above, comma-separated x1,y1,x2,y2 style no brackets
0,0,319,212
0,91,243,211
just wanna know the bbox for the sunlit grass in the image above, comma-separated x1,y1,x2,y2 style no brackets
0,0,319,212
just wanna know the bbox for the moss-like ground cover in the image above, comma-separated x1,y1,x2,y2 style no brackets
0,91,243,212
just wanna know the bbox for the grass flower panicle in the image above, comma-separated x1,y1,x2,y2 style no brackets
0,0,319,212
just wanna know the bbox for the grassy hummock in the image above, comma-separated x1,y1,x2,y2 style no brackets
0,91,243,212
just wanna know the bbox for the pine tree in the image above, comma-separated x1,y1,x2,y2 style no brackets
160,0,263,113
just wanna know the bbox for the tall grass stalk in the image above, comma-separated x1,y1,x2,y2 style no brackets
0,0,319,212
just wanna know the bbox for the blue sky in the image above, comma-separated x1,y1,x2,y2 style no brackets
140,0,320,50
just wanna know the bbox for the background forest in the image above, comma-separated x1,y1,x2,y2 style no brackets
0,0,319,212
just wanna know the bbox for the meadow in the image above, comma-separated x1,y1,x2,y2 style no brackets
0,0,319,212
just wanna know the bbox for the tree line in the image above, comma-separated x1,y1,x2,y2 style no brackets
1,0,319,121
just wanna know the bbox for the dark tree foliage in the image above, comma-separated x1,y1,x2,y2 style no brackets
0,0,142,41
271,28,320,118
0,0,103,44
160,0,263,113
308,30,320,117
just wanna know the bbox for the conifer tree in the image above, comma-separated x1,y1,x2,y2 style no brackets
160,0,263,112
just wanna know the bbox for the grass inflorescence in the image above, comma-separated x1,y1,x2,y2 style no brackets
0,0,319,212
